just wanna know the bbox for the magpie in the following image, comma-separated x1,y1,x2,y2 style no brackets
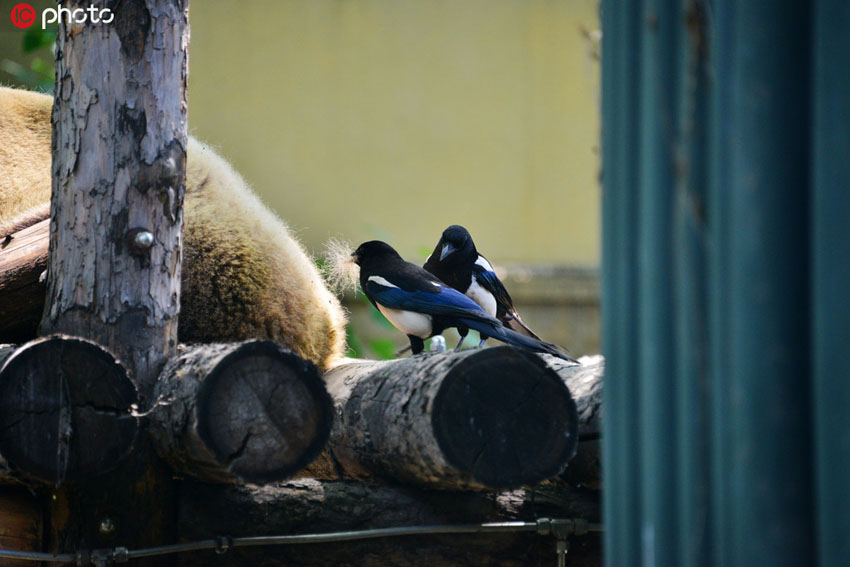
424,225,565,351
351,240,576,362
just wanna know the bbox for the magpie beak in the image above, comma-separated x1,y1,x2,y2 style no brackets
350,251,360,263
439,242,456,261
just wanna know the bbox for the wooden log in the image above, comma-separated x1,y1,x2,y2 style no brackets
177,478,601,567
0,219,48,343
149,341,333,484
545,354,604,489
40,0,189,560
307,346,579,490
0,487,43,567
0,336,138,484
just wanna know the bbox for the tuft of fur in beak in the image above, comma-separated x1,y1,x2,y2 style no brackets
322,237,361,295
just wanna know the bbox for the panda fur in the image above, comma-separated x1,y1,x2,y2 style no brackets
0,87,346,371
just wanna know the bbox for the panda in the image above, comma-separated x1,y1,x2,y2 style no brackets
0,87,346,371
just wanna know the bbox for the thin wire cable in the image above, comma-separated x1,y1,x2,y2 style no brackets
0,518,603,564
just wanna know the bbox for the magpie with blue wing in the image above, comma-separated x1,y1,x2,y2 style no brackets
351,240,576,362
424,225,574,357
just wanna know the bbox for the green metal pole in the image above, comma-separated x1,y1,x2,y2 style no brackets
601,1,643,565
673,1,712,565
637,0,681,564
811,0,850,565
711,1,814,564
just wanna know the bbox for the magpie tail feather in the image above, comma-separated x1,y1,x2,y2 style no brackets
459,318,580,364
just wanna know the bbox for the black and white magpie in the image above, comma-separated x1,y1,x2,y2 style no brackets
424,225,569,353
351,240,576,362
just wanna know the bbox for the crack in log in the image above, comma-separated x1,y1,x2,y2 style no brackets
226,429,253,464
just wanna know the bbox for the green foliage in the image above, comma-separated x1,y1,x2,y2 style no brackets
2,26,56,93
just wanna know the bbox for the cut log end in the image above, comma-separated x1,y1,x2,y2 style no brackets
0,336,138,484
192,341,333,483
432,347,579,488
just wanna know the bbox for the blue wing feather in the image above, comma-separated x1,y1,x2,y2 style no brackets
473,265,514,308
366,280,495,321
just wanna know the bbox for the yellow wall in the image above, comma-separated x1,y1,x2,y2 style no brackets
188,0,600,264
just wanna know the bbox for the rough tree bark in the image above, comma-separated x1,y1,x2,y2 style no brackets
38,0,190,561
149,341,333,484
546,355,603,489
0,220,48,343
42,1,189,401
176,479,602,567
307,347,579,490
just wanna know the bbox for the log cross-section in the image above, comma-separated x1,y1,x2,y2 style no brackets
150,341,333,484
0,336,137,485
309,346,579,490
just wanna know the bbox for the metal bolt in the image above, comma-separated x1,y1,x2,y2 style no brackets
126,228,154,255
98,517,117,535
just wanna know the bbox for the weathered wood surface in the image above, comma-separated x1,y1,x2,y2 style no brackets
42,0,189,401
546,354,604,489
0,487,42,567
0,337,137,484
0,220,48,343
149,341,333,484
177,478,601,567
41,0,189,562
306,347,579,490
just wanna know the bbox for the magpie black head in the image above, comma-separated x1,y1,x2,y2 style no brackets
434,224,476,264
351,240,403,268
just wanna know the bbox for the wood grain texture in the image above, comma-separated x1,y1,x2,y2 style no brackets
40,1,189,562
0,219,48,343
306,347,579,490
546,355,604,489
42,0,189,400
0,336,137,484
0,487,42,567
149,341,333,484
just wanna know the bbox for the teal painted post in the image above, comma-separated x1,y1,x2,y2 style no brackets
600,0,643,565
811,0,850,564
603,0,826,565
636,0,680,564
710,2,814,564
673,1,711,565
706,1,734,565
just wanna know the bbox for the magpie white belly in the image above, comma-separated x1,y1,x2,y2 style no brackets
466,279,498,317
377,305,433,338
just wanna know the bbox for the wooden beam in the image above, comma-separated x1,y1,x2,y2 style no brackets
41,0,189,560
306,347,579,490
149,341,332,484
0,219,48,343
177,478,601,567
0,337,137,485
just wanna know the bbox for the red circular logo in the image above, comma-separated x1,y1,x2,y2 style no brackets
10,3,36,28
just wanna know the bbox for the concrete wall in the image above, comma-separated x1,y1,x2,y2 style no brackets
188,0,601,264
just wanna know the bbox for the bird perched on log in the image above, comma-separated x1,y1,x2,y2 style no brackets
424,224,561,350
352,240,577,362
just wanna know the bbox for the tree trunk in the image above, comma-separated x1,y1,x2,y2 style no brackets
0,220,48,343
43,1,189,400
41,0,189,561
0,337,137,485
177,478,602,567
149,341,332,484
306,347,579,490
